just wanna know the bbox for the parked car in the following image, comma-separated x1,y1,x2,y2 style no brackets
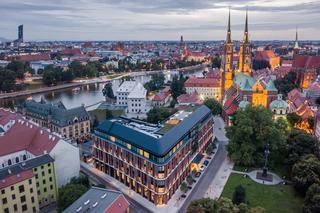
200,165,205,171
195,172,201,177
181,194,186,198
204,160,209,166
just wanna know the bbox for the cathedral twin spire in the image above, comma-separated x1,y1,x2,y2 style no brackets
226,8,249,44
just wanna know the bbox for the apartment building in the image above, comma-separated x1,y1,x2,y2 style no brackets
92,105,213,205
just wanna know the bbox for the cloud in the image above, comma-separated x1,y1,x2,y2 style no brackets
0,0,319,40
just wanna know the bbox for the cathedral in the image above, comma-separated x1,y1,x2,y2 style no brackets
220,9,280,122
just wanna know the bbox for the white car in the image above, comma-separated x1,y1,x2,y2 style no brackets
200,165,205,171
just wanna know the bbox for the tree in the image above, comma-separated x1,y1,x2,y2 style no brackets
204,98,222,115
187,198,217,213
61,70,75,82
57,184,88,212
171,74,186,99
292,154,320,195
180,182,188,194
287,112,302,128
232,185,246,205
186,174,194,185
217,197,239,213
6,61,26,79
274,71,299,97
303,183,320,213
70,175,90,188
42,69,56,86
252,60,270,70
212,56,221,68
69,61,85,77
227,106,286,167
144,72,165,91
102,83,115,99
146,107,177,124
0,69,16,92
286,129,320,169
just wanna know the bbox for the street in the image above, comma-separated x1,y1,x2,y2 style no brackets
178,116,229,213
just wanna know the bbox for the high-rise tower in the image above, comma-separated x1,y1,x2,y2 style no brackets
18,25,23,43
221,8,234,100
238,9,252,75
293,28,300,55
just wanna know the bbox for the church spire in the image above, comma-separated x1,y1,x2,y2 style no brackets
226,7,232,43
243,8,249,43
294,27,299,49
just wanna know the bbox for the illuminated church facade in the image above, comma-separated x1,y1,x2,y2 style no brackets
220,9,280,121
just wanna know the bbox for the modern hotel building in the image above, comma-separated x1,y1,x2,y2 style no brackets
92,105,214,205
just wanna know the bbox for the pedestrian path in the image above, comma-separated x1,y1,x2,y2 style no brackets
232,169,283,185
204,157,234,199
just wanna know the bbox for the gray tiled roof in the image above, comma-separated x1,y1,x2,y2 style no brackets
96,105,212,156
0,154,54,180
63,187,127,213
20,100,89,127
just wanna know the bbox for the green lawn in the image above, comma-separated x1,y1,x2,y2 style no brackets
221,174,303,213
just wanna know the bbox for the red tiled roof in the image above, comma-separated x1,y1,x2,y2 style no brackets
225,103,238,115
0,109,59,156
293,55,320,69
0,170,34,189
11,54,51,62
153,93,167,101
254,50,278,61
60,48,82,56
206,69,221,79
177,92,201,104
185,77,220,87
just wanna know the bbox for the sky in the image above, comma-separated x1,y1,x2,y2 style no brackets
0,0,319,41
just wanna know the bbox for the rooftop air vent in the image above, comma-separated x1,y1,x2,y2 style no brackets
101,193,107,199
76,206,82,212
84,200,90,205
92,202,98,208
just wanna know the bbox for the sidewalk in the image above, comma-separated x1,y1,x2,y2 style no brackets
232,170,283,185
81,145,220,213
203,157,234,199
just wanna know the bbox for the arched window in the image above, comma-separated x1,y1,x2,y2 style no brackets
8,159,12,166
16,157,19,163
23,155,27,161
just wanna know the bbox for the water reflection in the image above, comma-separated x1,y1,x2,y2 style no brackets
0,70,204,109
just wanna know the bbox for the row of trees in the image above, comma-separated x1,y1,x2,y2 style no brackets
227,106,320,212
144,73,165,91
0,61,32,92
187,197,265,213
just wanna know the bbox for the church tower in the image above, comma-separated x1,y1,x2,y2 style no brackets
293,28,300,55
221,8,234,100
238,9,252,75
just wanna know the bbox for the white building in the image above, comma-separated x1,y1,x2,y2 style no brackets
116,81,137,106
116,81,150,119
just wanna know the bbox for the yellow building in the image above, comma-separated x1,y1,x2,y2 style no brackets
238,9,252,76
0,171,39,213
0,155,57,213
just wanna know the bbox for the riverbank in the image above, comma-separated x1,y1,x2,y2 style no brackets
0,64,207,100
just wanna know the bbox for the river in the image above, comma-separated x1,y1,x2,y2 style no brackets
0,69,205,109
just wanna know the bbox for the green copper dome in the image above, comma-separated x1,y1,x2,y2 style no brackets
239,96,250,109
270,94,288,109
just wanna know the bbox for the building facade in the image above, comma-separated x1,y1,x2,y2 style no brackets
185,77,221,101
0,154,58,213
18,100,90,142
92,106,214,205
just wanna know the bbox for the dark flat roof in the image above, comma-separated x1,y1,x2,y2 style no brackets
95,105,212,156
0,154,54,180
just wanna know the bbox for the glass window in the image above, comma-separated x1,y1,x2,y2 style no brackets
22,204,27,212
19,185,25,193
2,197,7,204
20,195,26,203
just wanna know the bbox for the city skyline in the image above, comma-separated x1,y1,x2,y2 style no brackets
0,0,319,41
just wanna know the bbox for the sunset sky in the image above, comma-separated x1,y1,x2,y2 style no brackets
0,0,319,41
